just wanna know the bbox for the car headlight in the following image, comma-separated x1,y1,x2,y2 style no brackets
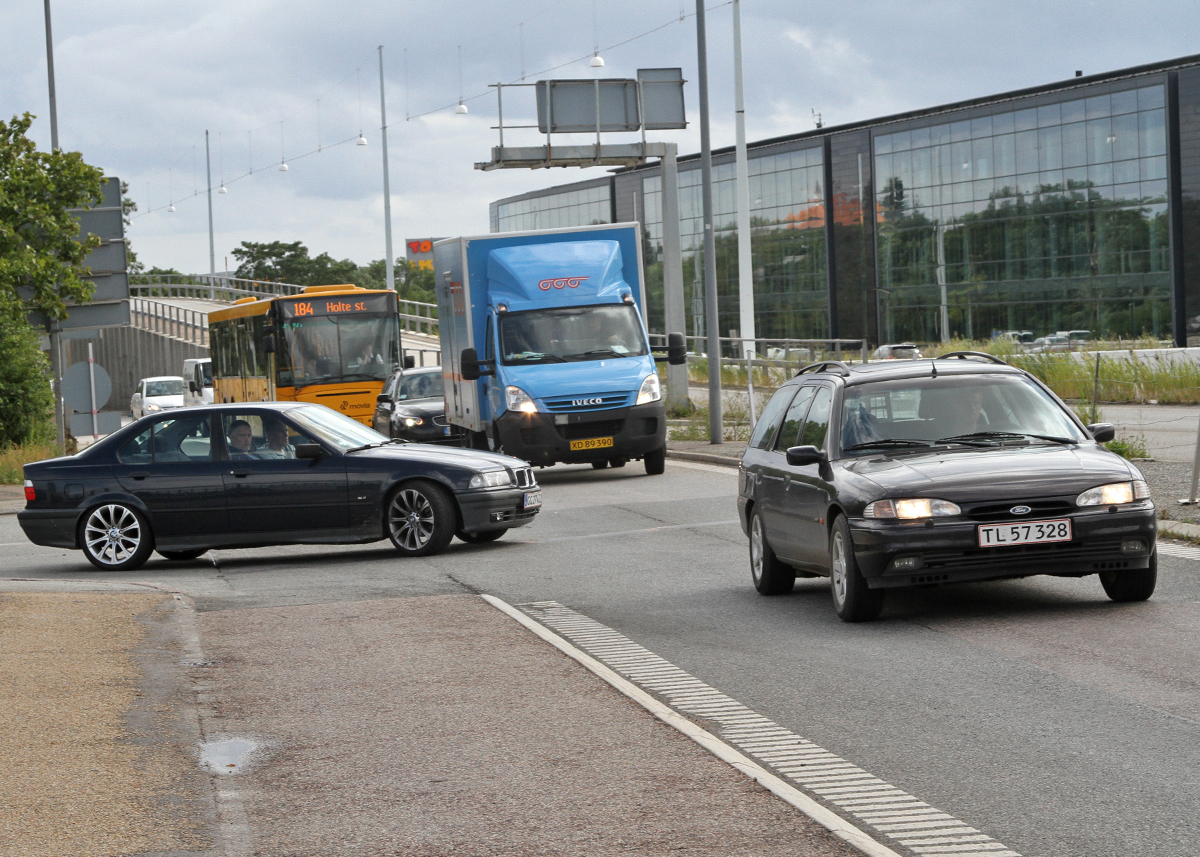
146,403,161,411
469,469,513,489
397,412,424,427
636,373,662,405
505,386,537,414
864,498,961,519
1076,480,1149,506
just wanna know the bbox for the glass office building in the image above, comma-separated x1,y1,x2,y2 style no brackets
490,54,1200,347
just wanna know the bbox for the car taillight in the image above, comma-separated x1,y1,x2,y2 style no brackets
24,480,35,502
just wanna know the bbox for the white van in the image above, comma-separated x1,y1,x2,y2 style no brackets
183,357,213,406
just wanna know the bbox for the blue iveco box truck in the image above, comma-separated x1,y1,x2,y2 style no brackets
434,223,685,475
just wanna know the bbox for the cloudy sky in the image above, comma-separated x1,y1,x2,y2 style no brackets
3,0,1199,274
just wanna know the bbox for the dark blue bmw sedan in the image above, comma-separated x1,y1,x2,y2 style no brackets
18,402,541,570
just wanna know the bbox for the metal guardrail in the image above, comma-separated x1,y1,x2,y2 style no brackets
131,276,439,337
131,298,209,345
648,334,868,368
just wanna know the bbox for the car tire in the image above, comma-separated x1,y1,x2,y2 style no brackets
644,447,666,475
386,481,456,557
591,460,609,470
749,509,795,595
456,528,507,544
80,503,155,571
1099,550,1157,602
829,514,884,622
157,549,209,561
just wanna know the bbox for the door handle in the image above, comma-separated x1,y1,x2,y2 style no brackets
230,470,249,478
131,473,148,481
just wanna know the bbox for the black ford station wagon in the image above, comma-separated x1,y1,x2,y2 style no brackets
19,402,541,571
739,353,1157,622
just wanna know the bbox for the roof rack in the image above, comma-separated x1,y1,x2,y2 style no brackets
935,351,1008,365
796,360,853,377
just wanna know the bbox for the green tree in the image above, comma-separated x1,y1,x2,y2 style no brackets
0,112,105,320
231,240,358,286
0,308,53,446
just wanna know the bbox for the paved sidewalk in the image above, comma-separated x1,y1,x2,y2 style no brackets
0,485,24,516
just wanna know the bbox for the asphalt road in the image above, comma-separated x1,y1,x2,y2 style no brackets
3,460,1199,856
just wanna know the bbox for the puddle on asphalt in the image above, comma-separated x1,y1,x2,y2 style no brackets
199,738,258,775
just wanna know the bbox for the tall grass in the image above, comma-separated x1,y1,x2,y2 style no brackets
0,444,62,485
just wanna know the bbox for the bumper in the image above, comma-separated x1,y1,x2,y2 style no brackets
17,508,80,549
495,401,666,466
849,504,1157,589
457,485,541,534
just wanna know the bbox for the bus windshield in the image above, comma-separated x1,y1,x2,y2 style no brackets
277,314,400,389
499,305,647,365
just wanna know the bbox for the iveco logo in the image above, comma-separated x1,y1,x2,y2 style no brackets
572,397,604,406
1010,505,1032,515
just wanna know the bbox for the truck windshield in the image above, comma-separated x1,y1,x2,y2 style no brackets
499,305,647,364
276,314,400,389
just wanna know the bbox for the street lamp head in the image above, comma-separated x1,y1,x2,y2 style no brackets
218,185,227,194
356,133,367,146
168,203,175,213
589,52,605,68
455,101,469,115
279,162,289,172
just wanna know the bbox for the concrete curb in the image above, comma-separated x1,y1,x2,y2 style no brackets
482,593,904,857
666,449,741,469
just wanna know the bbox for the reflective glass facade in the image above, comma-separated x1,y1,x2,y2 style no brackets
494,182,611,232
491,56,1200,347
641,147,827,340
875,83,1170,341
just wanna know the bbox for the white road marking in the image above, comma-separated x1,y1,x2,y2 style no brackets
1156,541,1200,561
514,600,1024,857
527,519,739,543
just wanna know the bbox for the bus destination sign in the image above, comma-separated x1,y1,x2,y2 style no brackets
278,292,396,319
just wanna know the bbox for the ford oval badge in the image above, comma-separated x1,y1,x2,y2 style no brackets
1010,505,1032,515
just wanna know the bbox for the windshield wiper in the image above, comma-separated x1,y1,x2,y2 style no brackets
842,438,932,451
566,348,630,359
508,352,568,364
937,431,1076,445
345,441,388,453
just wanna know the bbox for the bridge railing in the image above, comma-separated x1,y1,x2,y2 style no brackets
131,297,209,346
131,275,439,337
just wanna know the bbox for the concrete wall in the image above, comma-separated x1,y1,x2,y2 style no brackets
63,327,208,414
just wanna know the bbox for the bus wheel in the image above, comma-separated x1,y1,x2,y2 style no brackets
386,481,456,557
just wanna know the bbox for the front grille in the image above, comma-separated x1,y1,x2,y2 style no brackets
966,499,1075,522
558,420,624,441
921,537,1127,571
431,415,449,427
513,467,535,488
542,392,632,413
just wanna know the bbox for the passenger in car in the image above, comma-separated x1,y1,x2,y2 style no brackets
261,419,296,459
228,420,255,459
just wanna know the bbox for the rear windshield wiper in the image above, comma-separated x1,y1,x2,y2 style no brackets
937,431,1076,445
842,439,932,451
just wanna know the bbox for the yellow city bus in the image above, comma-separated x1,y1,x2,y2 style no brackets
208,285,403,425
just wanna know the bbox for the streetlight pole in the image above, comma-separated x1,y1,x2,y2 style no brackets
43,0,64,450
205,130,216,274
378,46,395,291
695,0,722,443
733,0,755,361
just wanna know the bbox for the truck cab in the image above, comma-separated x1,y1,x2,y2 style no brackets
436,225,684,475
183,358,213,406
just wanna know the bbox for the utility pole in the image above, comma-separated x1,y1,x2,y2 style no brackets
733,0,755,361
378,46,395,291
205,130,216,274
43,0,64,450
695,0,722,443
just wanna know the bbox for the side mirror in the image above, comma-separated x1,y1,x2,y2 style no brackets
294,443,327,460
667,331,687,366
188,380,197,393
403,355,416,370
376,392,389,403
461,348,481,381
785,445,827,467
263,333,276,354
1087,423,1115,443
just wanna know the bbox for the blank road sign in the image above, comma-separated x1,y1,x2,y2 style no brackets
537,79,641,133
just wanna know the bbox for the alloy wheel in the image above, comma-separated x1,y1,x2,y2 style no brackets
84,504,143,566
388,489,436,551
830,530,848,606
750,515,765,586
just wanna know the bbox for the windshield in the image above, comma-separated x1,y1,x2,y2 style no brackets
499,305,648,365
146,379,184,397
396,370,444,401
839,374,1086,454
276,314,400,389
288,405,389,451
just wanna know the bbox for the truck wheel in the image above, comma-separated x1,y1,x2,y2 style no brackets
386,481,456,557
462,431,488,450
591,460,609,470
644,447,666,475
610,458,627,468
